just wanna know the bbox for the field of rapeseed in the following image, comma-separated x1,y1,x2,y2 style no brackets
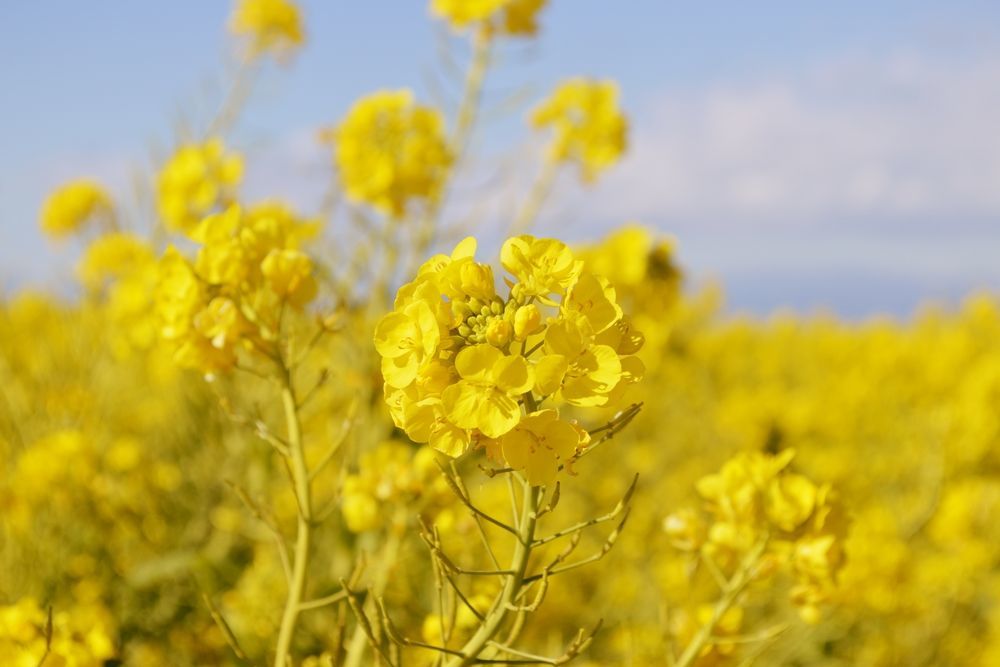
3,2,1000,665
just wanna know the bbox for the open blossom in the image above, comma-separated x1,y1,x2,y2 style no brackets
532,78,628,181
375,234,643,485
157,138,243,235
329,90,452,218
230,0,304,59
39,180,112,238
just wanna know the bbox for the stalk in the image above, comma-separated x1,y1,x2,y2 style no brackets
673,539,767,667
446,479,541,667
273,374,313,667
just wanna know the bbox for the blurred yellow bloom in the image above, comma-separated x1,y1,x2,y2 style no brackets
157,138,243,234
330,90,452,218
260,248,317,307
230,0,304,58
532,78,628,181
39,180,112,238
76,232,155,290
431,0,547,36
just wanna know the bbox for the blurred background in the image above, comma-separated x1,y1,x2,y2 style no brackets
2,0,999,316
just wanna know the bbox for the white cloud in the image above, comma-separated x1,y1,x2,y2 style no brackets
590,52,1000,231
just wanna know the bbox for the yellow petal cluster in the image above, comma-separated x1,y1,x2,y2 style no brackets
229,0,304,58
532,78,628,181
376,234,642,485
667,449,848,623
340,442,451,533
156,138,243,234
39,179,112,238
329,90,452,218
154,202,318,375
430,0,547,36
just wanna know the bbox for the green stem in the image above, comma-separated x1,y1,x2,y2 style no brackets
343,515,405,667
446,480,541,667
674,539,767,667
273,376,313,667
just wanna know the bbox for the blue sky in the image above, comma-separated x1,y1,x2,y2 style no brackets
2,1,999,316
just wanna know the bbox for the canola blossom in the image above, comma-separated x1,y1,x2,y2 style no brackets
376,235,642,484
532,78,628,181
38,179,113,238
157,138,244,235
330,90,453,218
230,0,305,58
3,1,990,666
431,0,548,36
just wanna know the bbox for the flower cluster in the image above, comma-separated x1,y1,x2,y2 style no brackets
665,450,848,623
229,0,304,59
340,441,451,533
329,90,452,219
430,0,547,36
375,234,643,485
38,179,112,238
157,138,244,234
532,78,628,181
154,202,318,375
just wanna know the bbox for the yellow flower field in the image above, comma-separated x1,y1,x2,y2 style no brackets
2,2,998,665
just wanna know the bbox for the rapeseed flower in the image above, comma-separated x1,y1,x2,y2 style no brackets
39,180,112,238
376,234,642,483
157,138,243,234
532,78,628,181
330,90,452,218
230,0,304,58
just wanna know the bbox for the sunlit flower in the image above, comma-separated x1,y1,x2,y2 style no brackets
230,0,304,58
532,78,627,181
329,90,452,218
39,180,112,238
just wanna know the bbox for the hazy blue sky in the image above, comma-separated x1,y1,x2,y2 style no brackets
2,1,999,316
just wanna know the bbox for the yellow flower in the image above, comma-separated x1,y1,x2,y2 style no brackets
192,205,249,287
374,300,443,389
431,0,547,36
535,318,622,406
513,303,542,340
330,90,452,218
442,344,533,438
501,235,581,300
562,270,623,335
500,409,587,486
155,247,205,342
376,234,641,475
230,0,304,58
76,233,155,290
39,180,112,238
260,248,317,307
766,473,818,532
157,138,243,234
532,78,627,181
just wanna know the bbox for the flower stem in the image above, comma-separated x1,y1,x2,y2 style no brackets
273,375,313,667
446,478,541,667
673,539,767,667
